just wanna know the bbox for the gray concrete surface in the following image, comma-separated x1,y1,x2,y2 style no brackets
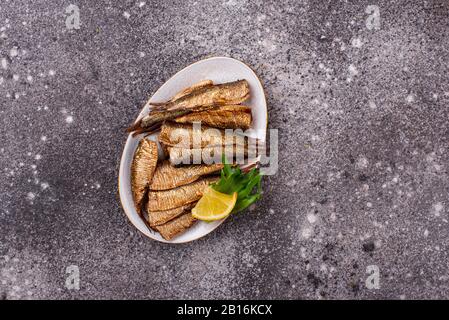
1,0,448,299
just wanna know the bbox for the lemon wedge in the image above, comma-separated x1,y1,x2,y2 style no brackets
192,186,237,221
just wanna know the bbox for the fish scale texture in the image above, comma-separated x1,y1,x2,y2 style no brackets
0,0,449,299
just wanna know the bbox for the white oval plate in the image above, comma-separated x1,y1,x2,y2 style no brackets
118,57,267,243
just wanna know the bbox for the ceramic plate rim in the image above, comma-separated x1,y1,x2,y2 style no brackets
118,56,267,244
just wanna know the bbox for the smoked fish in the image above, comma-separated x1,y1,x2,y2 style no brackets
146,203,195,227
131,139,158,212
159,122,247,149
149,160,223,191
154,213,197,240
128,80,250,134
167,144,256,166
174,105,252,130
147,177,219,211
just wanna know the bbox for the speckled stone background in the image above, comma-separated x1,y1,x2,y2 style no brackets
1,0,448,300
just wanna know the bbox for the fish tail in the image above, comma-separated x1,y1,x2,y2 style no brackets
129,122,162,137
127,118,143,133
